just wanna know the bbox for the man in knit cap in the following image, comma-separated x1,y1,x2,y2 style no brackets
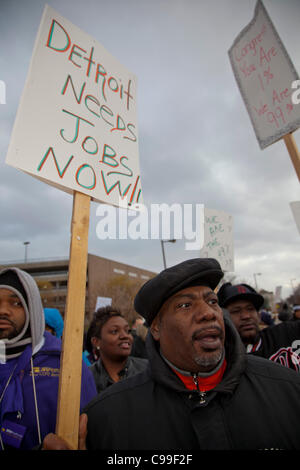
0,267,97,450
218,282,300,371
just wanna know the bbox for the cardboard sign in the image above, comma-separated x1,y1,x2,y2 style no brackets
200,208,234,272
95,296,112,310
274,286,282,303
228,0,300,149
290,201,300,236
6,5,142,208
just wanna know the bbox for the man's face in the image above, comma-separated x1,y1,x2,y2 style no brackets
226,299,260,345
294,309,300,320
151,285,225,373
0,288,26,340
98,316,133,361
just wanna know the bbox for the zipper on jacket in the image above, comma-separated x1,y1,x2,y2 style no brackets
192,373,207,405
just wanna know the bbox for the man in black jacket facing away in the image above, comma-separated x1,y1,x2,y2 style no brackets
43,258,300,450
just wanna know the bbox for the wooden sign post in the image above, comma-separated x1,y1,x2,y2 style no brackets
228,0,300,180
55,191,90,449
290,200,300,235
5,6,142,448
283,133,300,182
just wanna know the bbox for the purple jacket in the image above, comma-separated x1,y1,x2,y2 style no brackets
0,331,97,450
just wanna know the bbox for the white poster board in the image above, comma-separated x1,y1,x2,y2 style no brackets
6,5,142,208
95,296,112,311
228,0,300,149
274,286,282,303
200,209,234,272
290,201,300,236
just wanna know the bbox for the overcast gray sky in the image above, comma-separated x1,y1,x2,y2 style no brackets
0,0,300,299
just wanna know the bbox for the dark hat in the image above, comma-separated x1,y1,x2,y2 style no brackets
134,258,224,326
217,282,264,310
0,270,28,305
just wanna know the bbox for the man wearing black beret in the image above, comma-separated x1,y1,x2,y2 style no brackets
44,258,300,450
218,282,300,372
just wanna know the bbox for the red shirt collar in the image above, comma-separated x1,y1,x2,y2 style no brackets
172,358,227,392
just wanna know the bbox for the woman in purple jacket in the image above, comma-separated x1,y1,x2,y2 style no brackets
0,267,97,450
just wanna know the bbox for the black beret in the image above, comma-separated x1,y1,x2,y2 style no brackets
217,282,264,310
134,258,224,326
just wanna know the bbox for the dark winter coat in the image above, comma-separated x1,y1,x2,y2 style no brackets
251,320,300,372
89,355,148,393
85,316,300,450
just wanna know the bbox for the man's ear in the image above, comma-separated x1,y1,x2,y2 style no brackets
150,315,161,341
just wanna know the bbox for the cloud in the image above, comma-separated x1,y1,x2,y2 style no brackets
0,0,300,301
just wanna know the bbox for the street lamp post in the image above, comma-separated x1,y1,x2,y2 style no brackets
290,278,296,292
23,241,30,263
253,272,261,290
160,239,176,269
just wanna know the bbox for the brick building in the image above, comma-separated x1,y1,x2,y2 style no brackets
0,254,156,326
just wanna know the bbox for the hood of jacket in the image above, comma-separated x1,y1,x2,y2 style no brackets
145,311,246,396
44,308,64,339
0,267,45,354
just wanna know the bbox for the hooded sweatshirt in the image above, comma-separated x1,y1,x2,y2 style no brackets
0,267,45,358
0,268,97,450
44,308,64,339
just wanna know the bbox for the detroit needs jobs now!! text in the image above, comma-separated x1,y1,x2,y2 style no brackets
38,18,141,205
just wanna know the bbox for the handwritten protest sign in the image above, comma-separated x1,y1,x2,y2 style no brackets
6,4,142,209
95,296,112,310
5,5,142,448
290,201,300,236
274,286,282,303
200,208,234,272
228,0,300,150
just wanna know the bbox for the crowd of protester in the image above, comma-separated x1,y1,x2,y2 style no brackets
1,260,300,451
